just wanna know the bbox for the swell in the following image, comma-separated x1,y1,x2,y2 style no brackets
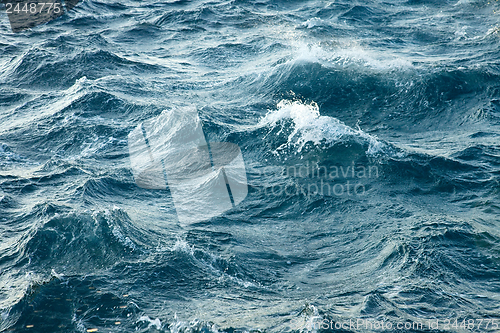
2,48,164,90
233,59,500,131
1,0,500,332
3,234,269,332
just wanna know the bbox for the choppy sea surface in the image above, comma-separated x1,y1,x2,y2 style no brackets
1,0,500,332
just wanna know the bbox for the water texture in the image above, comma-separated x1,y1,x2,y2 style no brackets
1,0,500,332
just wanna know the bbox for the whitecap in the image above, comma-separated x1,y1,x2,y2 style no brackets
258,100,389,156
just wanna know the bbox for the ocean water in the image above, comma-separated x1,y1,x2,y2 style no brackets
1,0,500,332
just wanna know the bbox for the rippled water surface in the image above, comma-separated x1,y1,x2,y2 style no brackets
1,0,500,332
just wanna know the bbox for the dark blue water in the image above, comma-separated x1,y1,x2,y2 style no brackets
1,0,500,332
